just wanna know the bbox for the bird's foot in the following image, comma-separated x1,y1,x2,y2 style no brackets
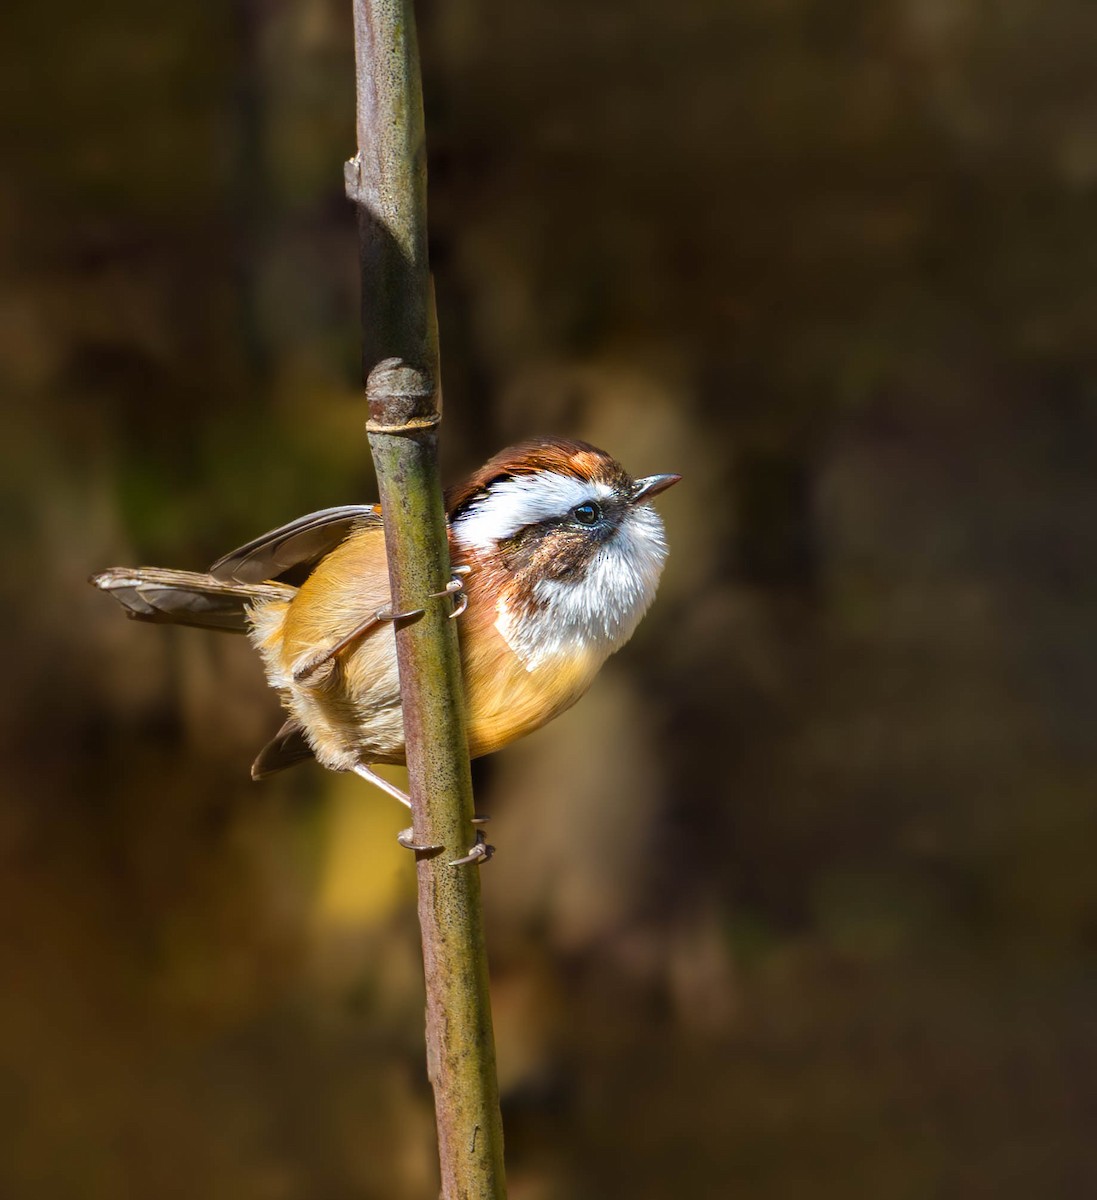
429,564,472,619
450,829,494,867
396,827,444,855
374,604,427,624
353,763,491,862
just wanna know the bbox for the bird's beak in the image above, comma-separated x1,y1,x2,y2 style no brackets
630,473,682,504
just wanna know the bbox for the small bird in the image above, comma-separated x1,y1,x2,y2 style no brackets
92,437,679,859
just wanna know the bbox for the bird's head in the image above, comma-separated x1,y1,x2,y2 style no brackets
448,437,680,670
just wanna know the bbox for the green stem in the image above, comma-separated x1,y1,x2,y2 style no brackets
347,3,507,1196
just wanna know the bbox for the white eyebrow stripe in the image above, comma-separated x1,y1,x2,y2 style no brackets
452,472,615,551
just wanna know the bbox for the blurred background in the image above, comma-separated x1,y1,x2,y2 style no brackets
4,0,1097,1195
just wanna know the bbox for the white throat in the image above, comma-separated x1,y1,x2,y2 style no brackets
498,505,668,672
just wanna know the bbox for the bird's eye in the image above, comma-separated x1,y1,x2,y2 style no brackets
573,502,601,526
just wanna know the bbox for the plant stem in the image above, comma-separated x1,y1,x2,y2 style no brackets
347,2,507,1196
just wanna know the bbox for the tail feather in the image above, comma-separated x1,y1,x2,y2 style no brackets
251,719,315,779
90,567,295,633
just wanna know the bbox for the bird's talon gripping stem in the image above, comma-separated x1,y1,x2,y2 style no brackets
353,767,487,861
450,830,494,867
397,827,444,855
376,605,426,624
429,566,472,619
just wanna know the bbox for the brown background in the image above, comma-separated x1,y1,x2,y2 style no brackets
4,1,1097,1196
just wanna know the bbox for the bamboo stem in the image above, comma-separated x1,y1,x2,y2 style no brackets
346,2,507,1196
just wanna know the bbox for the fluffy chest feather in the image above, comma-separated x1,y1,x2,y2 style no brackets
457,566,604,757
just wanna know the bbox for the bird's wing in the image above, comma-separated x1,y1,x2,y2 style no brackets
209,505,383,584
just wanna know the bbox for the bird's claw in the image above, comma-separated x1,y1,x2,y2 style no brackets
450,830,494,867
376,605,426,624
397,827,444,855
397,822,493,865
372,604,422,624
430,565,472,619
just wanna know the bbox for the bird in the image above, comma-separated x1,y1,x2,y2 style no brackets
91,436,680,861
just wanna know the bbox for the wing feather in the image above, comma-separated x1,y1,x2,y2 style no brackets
209,505,382,584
